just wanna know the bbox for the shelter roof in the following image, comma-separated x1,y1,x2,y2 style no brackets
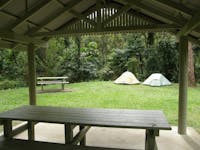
0,0,200,49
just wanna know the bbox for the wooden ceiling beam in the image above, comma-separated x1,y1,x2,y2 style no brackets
188,36,200,46
108,2,161,24
9,0,53,30
0,32,47,47
103,4,132,26
31,24,179,37
0,0,12,10
0,40,15,49
154,0,193,16
122,0,185,26
55,0,97,28
27,0,82,34
177,11,200,36
56,4,98,31
69,10,97,27
0,10,52,32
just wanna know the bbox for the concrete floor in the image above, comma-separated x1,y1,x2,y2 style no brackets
14,123,200,150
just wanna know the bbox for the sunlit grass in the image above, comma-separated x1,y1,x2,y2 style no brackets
0,81,200,133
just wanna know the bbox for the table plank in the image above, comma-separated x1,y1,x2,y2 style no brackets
0,106,171,130
37,77,68,80
37,81,69,85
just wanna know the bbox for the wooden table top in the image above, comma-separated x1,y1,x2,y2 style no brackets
0,106,171,130
37,77,68,80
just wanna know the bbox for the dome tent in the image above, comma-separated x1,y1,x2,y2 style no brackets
114,71,140,85
142,73,171,86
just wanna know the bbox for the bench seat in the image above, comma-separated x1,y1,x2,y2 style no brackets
0,137,134,150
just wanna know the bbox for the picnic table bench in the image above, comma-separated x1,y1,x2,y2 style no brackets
37,77,69,91
0,106,171,150
0,136,133,150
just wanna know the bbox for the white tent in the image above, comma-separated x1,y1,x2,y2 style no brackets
142,73,171,86
114,71,140,85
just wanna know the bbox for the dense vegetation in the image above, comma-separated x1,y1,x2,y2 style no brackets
1,32,200,89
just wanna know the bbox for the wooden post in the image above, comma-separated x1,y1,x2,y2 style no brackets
3,120,12,139
27,43,36,105
145,129,157,150
28,121,35,141
65,124,73,144
80,125,86,146
178,36,188,134
27,43,36,140
62,78,65,90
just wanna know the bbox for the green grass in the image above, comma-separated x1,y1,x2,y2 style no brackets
0,81,200,133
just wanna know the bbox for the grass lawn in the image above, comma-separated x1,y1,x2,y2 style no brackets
0,81,200,133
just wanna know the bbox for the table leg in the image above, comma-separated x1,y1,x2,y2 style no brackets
65,124,73,144
145,129,158,150
3,120,12,139
62,83,64,90
80,125,86,146
28,121,35,141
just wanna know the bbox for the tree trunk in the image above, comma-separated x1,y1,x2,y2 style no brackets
188,42,196,87
75,36,81,80
147,32,155,48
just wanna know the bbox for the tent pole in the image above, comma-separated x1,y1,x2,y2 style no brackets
27,43,36,105
178,36,188,134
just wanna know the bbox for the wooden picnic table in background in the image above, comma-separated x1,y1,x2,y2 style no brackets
37,76,69,92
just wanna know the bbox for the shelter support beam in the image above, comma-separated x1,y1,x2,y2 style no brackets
178,36,188,134
177,11,200,36
0,0,12,10
27,43,36,105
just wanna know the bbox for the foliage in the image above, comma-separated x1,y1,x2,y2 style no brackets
0,49,27,82
193,46,200,83
0,32,199,86
0,80,21,90
144,40,178,82
157,40,179,82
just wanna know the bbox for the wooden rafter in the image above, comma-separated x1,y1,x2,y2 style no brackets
0,40,15,49
103,4,132,26
0,10,52,32
55,0,97,28
122,0,185,26
27,0,82,34
188,36,200,46
110,2,161,24
31,24,179,37
154,0,193,16
56,4,98,31
0,40,28,50
0,0,12,10
177,11,200,36
69,10,97,27
0,32,47,46
9,0,53,30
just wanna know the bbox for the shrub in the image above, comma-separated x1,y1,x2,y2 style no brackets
0,80,20,90
97,66,114,81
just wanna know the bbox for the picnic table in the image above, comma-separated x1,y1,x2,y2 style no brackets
37,76,69,91
0,106,171,150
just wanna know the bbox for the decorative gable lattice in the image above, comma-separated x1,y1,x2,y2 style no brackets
63,7,160,34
